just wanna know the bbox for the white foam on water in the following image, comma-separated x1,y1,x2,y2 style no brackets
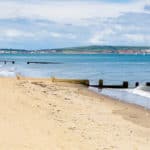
129,85,150,99
0,66,17,77
90,86,150,109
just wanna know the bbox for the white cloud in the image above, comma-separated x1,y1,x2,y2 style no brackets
50,32,76,39
0,28,76,41
0,0,148,24
3,29,34,38
0,0,149,48
89,29,115,44
50,32,63,38
125,34,150,43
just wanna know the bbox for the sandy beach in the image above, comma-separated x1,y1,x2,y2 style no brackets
0,77,150,150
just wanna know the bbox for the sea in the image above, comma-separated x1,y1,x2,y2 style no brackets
0,53,150,109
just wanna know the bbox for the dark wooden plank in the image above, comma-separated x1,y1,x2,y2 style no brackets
90,80,129,89
0,60,15,64
146,82,150,86
51,77,89,86
27,61,61,64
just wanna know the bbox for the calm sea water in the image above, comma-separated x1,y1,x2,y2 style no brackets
0,54,150,108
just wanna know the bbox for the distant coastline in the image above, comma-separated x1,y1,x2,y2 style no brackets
0,45,150,54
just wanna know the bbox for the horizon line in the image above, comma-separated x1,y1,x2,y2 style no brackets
1,45,150,50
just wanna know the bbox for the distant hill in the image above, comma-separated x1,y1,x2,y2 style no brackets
0,46,150,54
55,45,150,51
32,45,150,54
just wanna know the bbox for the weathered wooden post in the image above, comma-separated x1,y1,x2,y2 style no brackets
146,82,150,86
84,80,89,86
4,61,6,64
51,77,89,86
12,61,15,64
123,81,128,88
135,82,139,87
99,80,103,88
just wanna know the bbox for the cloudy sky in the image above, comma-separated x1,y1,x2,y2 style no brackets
0,0,150,49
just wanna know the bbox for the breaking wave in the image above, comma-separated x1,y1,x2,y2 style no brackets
0,65,17,77
131,85,150,98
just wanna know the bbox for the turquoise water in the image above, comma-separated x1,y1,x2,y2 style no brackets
0,53,150,108
0,54,150,83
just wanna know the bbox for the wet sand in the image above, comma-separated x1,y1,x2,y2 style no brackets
0,77,150,150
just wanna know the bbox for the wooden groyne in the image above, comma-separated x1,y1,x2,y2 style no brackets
51,78,129,88
90,80,129,89
146,82,150,86
0,60,61,65
51,77,89,86
0,60,15,64
51,78,148,89
27,61,61,64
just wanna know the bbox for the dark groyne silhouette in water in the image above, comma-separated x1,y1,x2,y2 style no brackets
0,60,15,64
27,61,62,64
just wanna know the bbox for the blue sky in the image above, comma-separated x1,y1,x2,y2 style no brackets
0,0,149,49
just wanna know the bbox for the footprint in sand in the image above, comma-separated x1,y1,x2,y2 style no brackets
65,97,71,101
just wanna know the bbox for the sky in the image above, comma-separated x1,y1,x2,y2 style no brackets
0,0,150,49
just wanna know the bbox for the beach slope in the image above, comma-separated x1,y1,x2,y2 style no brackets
0,77,150,150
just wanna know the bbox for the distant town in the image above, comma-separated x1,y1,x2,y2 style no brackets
0,46,150,54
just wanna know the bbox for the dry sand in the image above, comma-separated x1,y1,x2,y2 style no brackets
0,77,150,150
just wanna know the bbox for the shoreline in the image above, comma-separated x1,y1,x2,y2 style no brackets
14,76,150,111
0,77,150,149
89,87,150,110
